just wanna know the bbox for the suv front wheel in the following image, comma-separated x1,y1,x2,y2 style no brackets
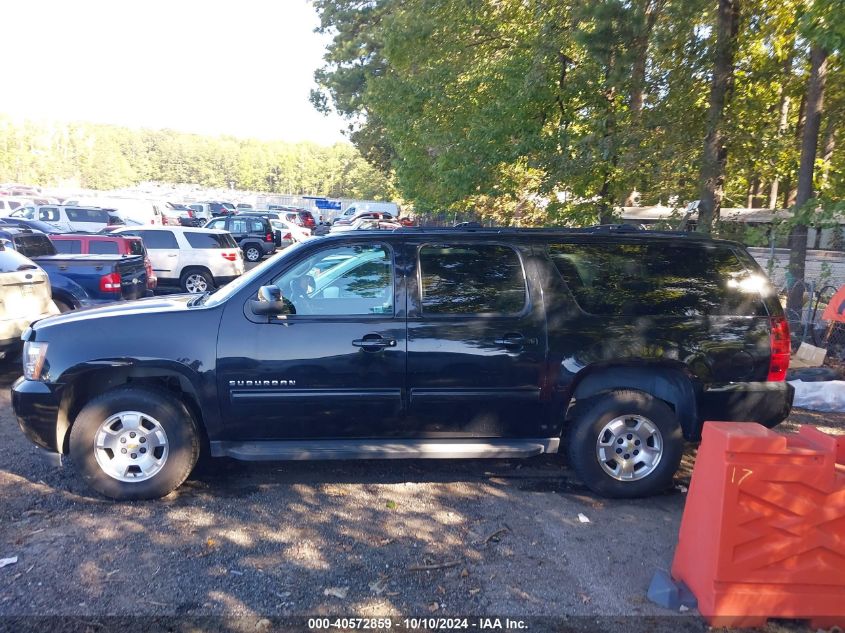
69,386,200,500
567,389,683,498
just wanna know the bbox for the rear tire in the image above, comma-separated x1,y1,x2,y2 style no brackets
69,386,200,500
180,268,213,294
566,389,683,498
244,244,263,262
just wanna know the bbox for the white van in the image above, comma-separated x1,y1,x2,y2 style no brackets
10,205,115,232
335,201,400,223
97,198,165,226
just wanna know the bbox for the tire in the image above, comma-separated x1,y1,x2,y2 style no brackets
180,268,213,294
243,244,263,262
566,389,683,498
68,386,200,500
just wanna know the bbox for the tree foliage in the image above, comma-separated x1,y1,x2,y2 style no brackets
0,117,394,200
313,0,845,228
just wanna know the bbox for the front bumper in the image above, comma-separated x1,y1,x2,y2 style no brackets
696,381,794,439
11,377,64,453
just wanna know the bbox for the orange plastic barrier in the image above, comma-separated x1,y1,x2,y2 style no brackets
671,422,845,628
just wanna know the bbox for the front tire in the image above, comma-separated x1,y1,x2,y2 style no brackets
69,386,200,500
566,389,683,498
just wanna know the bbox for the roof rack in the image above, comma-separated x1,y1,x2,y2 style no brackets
390,223,709,239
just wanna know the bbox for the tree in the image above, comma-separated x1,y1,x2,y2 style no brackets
786,45,830,313
697,0,741,234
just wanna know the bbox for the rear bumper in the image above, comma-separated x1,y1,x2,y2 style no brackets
696,381,794,439
11,377,64,453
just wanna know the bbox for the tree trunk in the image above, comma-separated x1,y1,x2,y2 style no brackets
786,45,829,316
623,0,662,207
696,0,741,234
769,51,793,209
819,117,837,189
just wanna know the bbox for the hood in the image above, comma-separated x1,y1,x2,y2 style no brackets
33,294,199,330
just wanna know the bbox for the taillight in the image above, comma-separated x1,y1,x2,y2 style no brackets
188,210,194,218
283,232,291,240
767,316,790,381
99,272,122,293
221,252,237,261
265,232,273,242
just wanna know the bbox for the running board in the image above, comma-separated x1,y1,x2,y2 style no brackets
210,438,560,461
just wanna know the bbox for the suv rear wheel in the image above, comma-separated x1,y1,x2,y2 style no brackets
69,386,200,500
243,243,263,262
180,268,213,293
567,389,682,498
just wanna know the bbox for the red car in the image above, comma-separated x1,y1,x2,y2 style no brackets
49,234,157,290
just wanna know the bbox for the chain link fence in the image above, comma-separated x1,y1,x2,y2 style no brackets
781,280,845,356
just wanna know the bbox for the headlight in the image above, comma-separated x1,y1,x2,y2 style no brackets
23,341,48,381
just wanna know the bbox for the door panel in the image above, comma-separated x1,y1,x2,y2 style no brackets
217,241,407,440
406,242,549,438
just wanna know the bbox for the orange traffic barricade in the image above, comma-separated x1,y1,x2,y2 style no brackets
671,422,845,628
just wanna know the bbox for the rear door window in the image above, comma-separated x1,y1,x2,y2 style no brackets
230,219,248,234
88,240,120,255
185,232,237,249
53,239,82,254
135,231,178,249
547,242,767,317
418,244,527,315
65,207,110,223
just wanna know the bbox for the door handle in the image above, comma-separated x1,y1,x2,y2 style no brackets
167,254,178,257
352,334,397,351
494,333,525,349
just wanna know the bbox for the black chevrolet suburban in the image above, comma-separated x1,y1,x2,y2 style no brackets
11,227,793,500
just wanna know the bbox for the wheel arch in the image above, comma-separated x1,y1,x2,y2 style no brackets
569,363,700,440
57,362,209,454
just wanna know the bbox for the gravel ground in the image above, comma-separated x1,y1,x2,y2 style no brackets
0,353,843,633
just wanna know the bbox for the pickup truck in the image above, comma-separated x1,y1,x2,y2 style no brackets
12,226,793,501
0,227,147,311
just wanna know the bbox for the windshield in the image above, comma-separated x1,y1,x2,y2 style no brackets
203,239,310,307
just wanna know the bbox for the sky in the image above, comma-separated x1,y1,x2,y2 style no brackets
1,0,348,145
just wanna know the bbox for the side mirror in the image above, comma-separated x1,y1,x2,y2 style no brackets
250,285,290,316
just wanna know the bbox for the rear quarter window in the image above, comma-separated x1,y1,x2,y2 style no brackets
185,232,237,249
128,240,146,256
547,241,768,317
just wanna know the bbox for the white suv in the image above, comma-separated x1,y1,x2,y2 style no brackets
112,226,244,293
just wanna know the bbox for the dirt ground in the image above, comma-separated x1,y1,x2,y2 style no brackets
0,358,843,633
